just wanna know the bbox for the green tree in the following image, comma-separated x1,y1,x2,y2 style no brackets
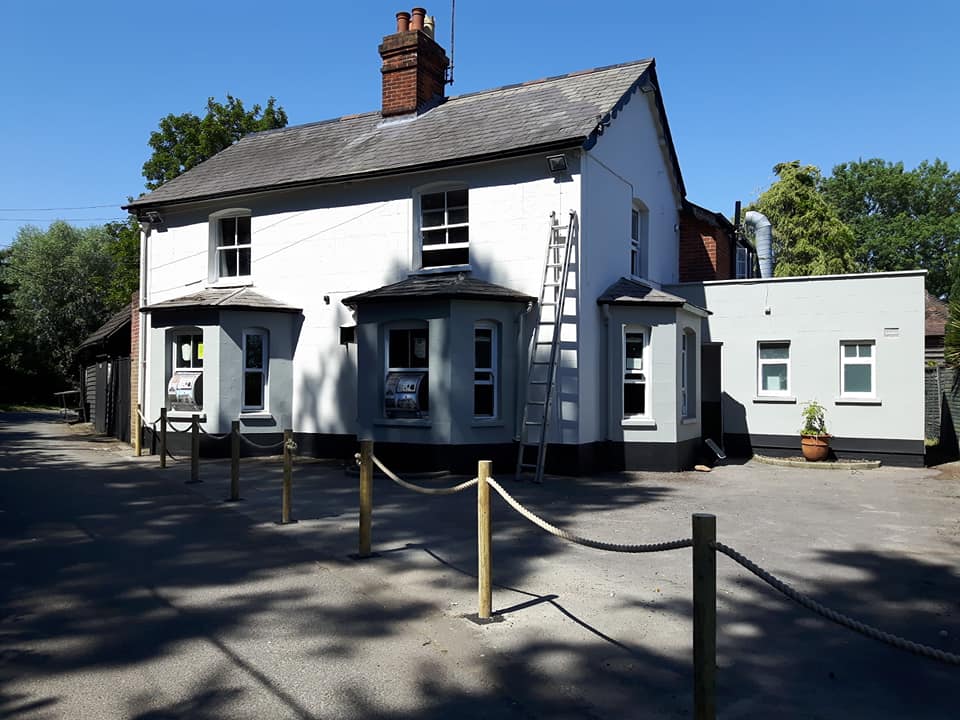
142,95,288,190
102,215,141,309
5,222,120,381
750,161,857,277
821,158,960,298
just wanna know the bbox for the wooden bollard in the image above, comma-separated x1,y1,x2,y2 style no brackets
159,407,167,469
187,414,201,484
280,429,293,524
358,440,373,557
134,403,142,457
228,420,240,501
693,513,717,720
477,460,493,620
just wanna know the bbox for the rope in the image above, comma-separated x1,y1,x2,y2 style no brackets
713,541,960,666
165,420,194,434
486,478,693,553
137,409,161,426
238,434,287,452
197,425,231,440
371,455,479,495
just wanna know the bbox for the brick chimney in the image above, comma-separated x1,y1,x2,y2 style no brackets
379,8,449,117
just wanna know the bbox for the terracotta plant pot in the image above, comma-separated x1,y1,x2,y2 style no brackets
801,435,830,462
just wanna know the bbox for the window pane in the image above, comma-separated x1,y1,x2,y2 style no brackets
761,363,788,392
475,328,492,368
446,188,467,207
423,246,468,267
422,229,447,246
844,344,857,358
625,333,643,371
176,337,191,368
389,329,409,368
246,334,263,369
447,226,469,245
220,217,236,246
219,248,237,276
421,192,445,211
238,248,251,276
631,209,639,241
422,210,445,228
474,384,494,416
244,371,263,408
236,216,251,245
193,337,203,368
448,208,468,225
858,343,872,358
759,343,789,360
624,383,645,415
844,365,872,393
411,329,428,366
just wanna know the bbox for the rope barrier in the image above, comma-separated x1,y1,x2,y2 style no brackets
197,425,231,440
165,420,194,434
137,409,161,426
371,455,479,495
238,434,287,452
486,478,694,553
713,541,960,667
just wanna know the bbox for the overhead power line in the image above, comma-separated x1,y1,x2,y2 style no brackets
0,204,120,211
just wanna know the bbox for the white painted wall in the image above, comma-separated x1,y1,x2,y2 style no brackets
143,154,581,436
668,271,926,443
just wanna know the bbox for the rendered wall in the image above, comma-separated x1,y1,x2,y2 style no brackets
669,271,926,460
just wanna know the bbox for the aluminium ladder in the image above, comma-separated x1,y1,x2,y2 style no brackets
515,210,579,483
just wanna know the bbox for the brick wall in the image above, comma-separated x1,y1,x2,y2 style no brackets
129,290,140,446
679,211,733,282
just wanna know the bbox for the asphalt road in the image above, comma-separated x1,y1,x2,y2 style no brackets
2,412,958,719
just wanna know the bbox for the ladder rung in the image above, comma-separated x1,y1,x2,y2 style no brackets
527,400,546,405
530,380,549,385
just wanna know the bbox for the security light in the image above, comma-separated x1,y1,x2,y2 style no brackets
546,154,568,174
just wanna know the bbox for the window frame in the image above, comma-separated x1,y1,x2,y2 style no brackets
473,322,498,419
757,341,791,397
630,201,649,279
736,245,750,279
242,330,269,413
681,327,697,419
417,187,469,270
384,325,430,416
622,325,650,419
169,329,204,412
209,208,253,284
840,340,876,398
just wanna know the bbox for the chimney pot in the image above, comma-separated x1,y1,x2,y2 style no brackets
396,11,411,32
424,15,435,38
411,7,426,31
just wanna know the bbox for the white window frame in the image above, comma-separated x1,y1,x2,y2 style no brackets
681,328,697,419
169,330,204,411
417,187,469,269
623,325,650,419
385,325,430,415
840,340,876,398
757,341,791,397
630,201,649,278
473,322,498,418
242,330,268,412
209,208,252,283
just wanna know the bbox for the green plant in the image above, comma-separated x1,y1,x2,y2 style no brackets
800,400,828,436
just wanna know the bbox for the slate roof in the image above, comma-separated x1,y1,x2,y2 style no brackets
926,291,948,337
142,287,301,313
343,273,534,306
126,59,684,210
597,277,708,314
78,303,132,350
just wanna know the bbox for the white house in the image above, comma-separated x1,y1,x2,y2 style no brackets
125,8,925,472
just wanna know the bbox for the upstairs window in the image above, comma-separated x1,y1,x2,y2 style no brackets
631,202,649,278
420,189,469,268
243,331,268,412
736,246,750,279
214,212,252,280
474,323,497,418
840,341,875,397
758,341,790,396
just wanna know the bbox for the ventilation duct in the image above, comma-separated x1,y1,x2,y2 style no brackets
744,211,774,278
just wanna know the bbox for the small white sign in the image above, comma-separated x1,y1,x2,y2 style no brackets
883,327,899,338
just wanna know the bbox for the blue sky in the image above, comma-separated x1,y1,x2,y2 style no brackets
1,0,957,246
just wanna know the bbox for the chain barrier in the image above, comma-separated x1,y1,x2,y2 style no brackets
371,454,479,495
713,541,960,667
486,478,694,553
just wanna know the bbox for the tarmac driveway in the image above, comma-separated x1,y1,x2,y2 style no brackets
2,412,958,718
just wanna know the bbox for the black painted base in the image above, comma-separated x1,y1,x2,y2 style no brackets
725,433,925,467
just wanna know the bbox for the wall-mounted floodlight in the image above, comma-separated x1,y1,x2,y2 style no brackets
546,154,568,175
144,210,163,224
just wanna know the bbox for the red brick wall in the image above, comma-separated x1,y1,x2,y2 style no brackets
679,211,733,282
379,30,449,116
129,290,140,445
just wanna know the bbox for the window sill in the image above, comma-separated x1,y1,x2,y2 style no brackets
471,419,504,428
240,412,274,420
834,397,882,406
375,418,432,428
681,417,698,425
207,277,253,289
622,418,656,428
753,396,797,404
413,264,471,276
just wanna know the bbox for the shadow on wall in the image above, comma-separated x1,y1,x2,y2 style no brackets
721,391,751,459
930,383,960,464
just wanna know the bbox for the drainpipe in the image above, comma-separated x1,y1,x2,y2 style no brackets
744,211,774,278
514,300,535,441
139,221,151,418
601,304,612,441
